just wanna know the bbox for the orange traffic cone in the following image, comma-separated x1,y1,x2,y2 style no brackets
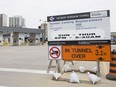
106,50,116,80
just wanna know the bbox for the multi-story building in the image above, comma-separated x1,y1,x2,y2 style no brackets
0,14,7,27
9,16,25,28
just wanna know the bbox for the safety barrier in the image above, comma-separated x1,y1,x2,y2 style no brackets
106,49,116,80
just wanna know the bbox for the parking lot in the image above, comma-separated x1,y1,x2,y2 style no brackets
0,44,115,87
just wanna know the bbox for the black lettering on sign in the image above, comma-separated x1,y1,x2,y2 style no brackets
95,50,106,56
72,48,92,53
72,54,86,58
65,48,70,52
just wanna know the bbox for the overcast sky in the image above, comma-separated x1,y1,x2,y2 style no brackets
0,0,116,31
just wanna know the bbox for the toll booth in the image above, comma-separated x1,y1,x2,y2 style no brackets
29,33,36,45
0,27,44,46
13,32,19,46
35,33,41,45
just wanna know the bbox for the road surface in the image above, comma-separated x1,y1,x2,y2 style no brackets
0,44,115,87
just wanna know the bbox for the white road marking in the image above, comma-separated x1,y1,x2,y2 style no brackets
102,62,108,76
0,68,54,74
0,86,9,87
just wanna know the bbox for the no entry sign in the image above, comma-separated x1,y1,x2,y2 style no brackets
48,46,62,60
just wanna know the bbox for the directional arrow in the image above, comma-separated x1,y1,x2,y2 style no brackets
96,45,104,49
97,57,104,61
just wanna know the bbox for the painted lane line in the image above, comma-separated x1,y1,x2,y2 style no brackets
0,86,9,87
0,68,54,74
102,62,108,77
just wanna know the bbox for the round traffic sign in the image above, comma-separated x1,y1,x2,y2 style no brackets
49,47,60,59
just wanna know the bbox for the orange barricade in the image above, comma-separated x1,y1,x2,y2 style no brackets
106,50,116,80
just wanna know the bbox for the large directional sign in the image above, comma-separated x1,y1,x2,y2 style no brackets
47,10,111,61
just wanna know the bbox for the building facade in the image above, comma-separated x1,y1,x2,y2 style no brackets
0,27,44,46
9,16,25,28
0,14,7,27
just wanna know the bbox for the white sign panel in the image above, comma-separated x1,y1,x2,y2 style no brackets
50,29,105,41
48,17,110,41
47,10,110,45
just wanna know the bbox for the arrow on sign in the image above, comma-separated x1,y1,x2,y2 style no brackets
97,45,104,49
97,57,104,61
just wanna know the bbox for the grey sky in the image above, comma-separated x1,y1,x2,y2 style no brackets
0,0,116,31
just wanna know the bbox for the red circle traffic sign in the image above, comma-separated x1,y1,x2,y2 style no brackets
49,47,60,59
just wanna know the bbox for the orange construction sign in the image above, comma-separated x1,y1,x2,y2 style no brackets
62,45,111,61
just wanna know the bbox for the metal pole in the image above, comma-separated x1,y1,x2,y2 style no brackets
97,59,100,76
56,60,61,73
47,60,53,73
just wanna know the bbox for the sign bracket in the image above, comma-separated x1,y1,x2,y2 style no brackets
96,59,101,77
64,60,74,65
47,60,61,73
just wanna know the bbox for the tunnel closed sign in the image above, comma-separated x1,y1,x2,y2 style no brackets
62,45,111,61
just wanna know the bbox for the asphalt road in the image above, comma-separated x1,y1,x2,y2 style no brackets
0,44,115,87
